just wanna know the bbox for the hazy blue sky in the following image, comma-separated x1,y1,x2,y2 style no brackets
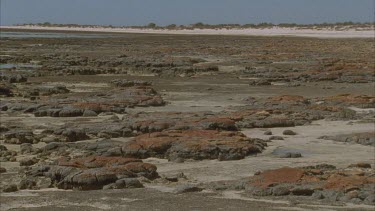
1,0,374,26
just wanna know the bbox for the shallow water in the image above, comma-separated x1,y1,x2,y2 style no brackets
271,147,311,156
0,63,41,72
0,31,117,39
0,64,16,69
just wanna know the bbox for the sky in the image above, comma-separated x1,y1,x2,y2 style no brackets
1,0,374,26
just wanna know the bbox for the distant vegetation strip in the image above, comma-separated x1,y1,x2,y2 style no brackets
16,21,375,30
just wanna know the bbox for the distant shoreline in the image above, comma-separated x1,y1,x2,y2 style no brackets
1,25,374,38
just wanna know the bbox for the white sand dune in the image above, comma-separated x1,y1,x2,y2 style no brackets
1,25,374,38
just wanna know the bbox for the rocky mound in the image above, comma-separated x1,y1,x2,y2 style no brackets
122,130,267,161
319,132,375,146
0,144,17,162
2,130,41,144
37,54,219,77
2,128,89,144
243,58,375,84
0,82,15,97
268,95,308,104
3,86,165,117
0,73,28,83
245,165,375,205
324,94,375,108
47,112,238,140
39,139,124,157
127,115,237,133
27,85,70,96
25,156,158,190
110,79,152,87
231,108,324,128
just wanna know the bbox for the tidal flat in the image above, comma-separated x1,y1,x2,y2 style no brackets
0,29,374,210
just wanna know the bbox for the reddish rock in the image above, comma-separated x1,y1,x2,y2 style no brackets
122,130,266,161
250,167,305,188
324,174,375,191
269,95,306,103
325,94,375,107
196,117,237,131
246,165,375,200
308,105,341,112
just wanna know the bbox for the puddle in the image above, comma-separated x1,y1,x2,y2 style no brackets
0,63,41,72
213,191,290,204
0,31,119,39
348,106,375,114
272,147,312,156
1,191,40,197
238,77,260,80
0,64,16,69
271,82,287,86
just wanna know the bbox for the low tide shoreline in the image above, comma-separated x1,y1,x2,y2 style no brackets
1,25,374,38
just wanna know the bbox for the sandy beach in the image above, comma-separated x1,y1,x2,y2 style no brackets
1,25,374,38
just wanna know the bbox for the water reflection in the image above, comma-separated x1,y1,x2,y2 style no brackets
0,63,41,72
0,31,118,39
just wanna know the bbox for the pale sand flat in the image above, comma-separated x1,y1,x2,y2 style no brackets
1,26,374,38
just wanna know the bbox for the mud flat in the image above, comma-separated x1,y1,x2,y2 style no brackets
0,30,374,210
